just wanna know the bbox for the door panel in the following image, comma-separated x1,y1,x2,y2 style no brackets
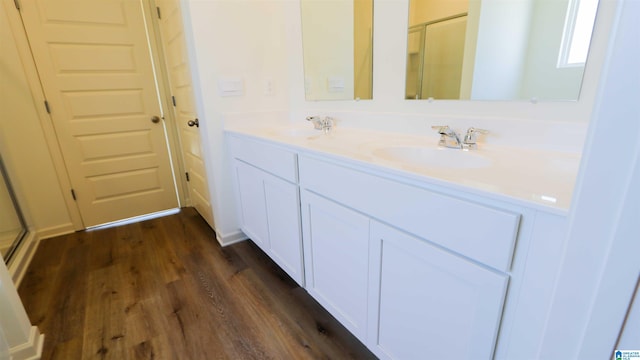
18,0,178,227
155,0,215,228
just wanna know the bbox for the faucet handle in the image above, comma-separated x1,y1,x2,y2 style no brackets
462,127,489,149
306,116,323,130
431,125,451,134
464,127,489,140
468,127,489,134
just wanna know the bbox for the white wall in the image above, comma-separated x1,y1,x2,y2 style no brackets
182,0,293,243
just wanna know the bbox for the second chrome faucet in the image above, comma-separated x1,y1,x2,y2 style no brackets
306,116,334,134
432,125,488,150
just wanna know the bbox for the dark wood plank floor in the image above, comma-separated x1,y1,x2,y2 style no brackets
18,208,376,360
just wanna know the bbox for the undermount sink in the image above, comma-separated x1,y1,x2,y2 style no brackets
371,146,492,169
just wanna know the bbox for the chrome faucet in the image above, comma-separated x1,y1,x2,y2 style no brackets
432,125,488,150
306,116,334,134
432,125,462,149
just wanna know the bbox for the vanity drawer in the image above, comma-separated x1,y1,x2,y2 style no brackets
299,155,520,271
228,135,298,182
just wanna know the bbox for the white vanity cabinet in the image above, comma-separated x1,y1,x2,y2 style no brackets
298,154,520,359
367,222,508,359
228,135,304,285
224,131,556,359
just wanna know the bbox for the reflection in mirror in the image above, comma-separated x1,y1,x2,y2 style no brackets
0,155,27,263
301,0,373,101
405,0,599,101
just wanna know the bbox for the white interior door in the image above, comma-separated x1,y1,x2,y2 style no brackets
154,0,215,228
17,0,179,227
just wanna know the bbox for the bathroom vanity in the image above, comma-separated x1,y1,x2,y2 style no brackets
226,123,576,359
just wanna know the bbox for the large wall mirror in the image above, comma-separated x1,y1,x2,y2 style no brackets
300,0,374,101
405,0,599,101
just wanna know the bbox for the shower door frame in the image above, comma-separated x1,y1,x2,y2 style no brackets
0,154,28,263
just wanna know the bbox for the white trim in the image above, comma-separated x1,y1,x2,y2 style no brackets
7,231,38,287
9,327,44,360
35,223,75,240
9,223,75,287
0,251,42,360
216,229,248,247
86,208,181,231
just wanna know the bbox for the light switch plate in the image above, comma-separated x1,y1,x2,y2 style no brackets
327,76,345,93
218,77,243,97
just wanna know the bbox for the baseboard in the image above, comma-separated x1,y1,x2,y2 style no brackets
9,326,44,360
8,231,38,287
216,229,248,247
8,223,75,287
36,223,76,240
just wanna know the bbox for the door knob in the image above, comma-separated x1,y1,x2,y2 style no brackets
151,115,161,123
187,118,199,128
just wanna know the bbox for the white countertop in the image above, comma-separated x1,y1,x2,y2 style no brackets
225,123,581,214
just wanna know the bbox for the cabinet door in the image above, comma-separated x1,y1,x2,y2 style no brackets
263,176,303,285
368,222,508,360
301,191,370,341
234,160,304,285
234,160,269,251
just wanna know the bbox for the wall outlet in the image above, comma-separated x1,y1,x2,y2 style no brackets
264,79,275,96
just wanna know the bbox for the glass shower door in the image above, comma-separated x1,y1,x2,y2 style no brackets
405,14,468,100
421,16,468,100
0,155,26,263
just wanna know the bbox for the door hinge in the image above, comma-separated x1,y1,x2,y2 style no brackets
44,100,51,114
172,95,176,107
71,189,77,201
13,0,21,10
156,6,162,19
185,172,190,182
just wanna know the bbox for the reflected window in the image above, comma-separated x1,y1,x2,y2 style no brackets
559,0,598,67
